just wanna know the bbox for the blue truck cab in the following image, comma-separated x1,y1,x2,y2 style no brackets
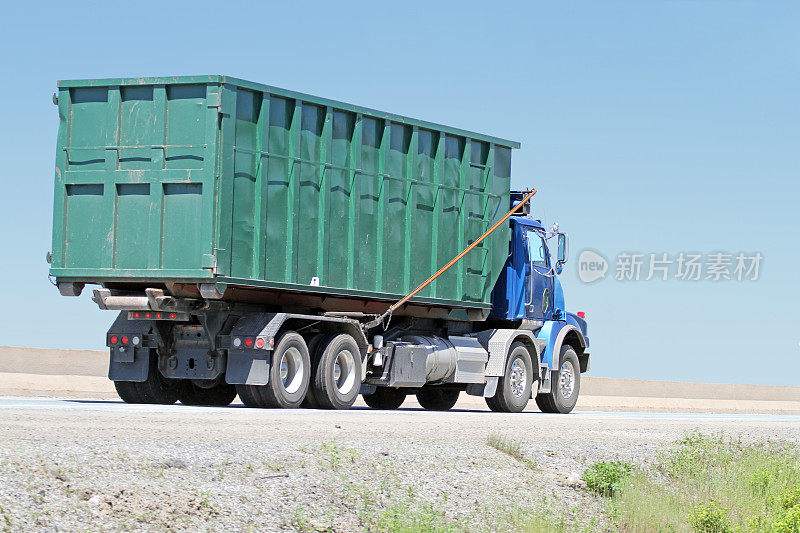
487,212,590,413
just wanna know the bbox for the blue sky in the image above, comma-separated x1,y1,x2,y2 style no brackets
1,1,797,385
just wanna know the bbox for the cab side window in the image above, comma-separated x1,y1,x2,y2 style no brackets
526,231,549,268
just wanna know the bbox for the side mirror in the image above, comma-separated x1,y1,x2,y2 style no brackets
555,233,568,274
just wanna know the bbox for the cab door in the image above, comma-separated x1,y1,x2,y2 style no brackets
524,230,554,321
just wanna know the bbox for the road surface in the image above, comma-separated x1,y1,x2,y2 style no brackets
1,397,799,531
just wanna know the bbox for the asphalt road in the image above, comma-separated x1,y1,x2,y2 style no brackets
2,397,800,420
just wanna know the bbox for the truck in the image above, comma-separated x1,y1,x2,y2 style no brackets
48,75,589,414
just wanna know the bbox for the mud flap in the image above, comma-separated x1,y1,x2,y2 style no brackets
225,351,270,385
108,347,150,382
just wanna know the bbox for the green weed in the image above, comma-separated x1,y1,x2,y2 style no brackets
582,461,633,497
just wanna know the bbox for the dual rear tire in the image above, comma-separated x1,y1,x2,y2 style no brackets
236,331,363,410
361,388,460,411
176,380,237,407
362,387,407,410
416,389,460,411
115,349,237,406
304,334,362,410
114,349,177,405
236,332,311,408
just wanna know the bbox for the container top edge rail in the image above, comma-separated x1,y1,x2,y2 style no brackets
56,75,521,149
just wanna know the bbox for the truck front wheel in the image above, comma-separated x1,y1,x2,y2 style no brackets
486,342,533,413
535,346,580,414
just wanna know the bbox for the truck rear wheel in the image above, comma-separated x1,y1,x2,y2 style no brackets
362,387,406,410
114,381,143,404
177,381,237,407
416,389,460,411
254,332,310,408
134,350,178,405
301,334,329,409
486,342,533,413
235,384,264,408
306,334,362,410
536,346,580,414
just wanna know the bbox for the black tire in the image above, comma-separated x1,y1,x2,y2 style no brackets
416,389,460,411
485,341,533,413
362,387,407,410
114,381,143,404
535,346,580,414
176,381,202,406
134,350,178,405
306,334,363,410
301,334,330,409
177,381,237,407
236,384,265,408
254,331,310,408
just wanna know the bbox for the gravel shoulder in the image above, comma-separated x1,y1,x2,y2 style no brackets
1,399,799,532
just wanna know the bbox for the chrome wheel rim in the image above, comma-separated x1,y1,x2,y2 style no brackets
333,349,357,395
509,358,526,398
559,360,575,399
279,347,304,394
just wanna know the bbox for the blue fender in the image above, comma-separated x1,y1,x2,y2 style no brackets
536,320,587,371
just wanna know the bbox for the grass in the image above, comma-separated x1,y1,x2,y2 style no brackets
600,432,800,532
319,440,359,472
488,432,537,469
582,461,633,497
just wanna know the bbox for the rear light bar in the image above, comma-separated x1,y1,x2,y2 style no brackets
127,311,189,321
231,336,274,350
107,334,142,346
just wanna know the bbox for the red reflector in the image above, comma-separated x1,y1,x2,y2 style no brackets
244,338,253,347
577,311,586,319
170,313,176,319
121,336,129,345
255,338,265,349
156,313,162,319
109,336,118,344
134,312,140,318
145,313,151,319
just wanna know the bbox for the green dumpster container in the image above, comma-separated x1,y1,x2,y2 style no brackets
50,76,518,318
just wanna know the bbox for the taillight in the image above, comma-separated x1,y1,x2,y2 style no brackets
121,336,129,345
577,311,586,319
255,338,265,349
244,338,253,347
109,335,118,344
